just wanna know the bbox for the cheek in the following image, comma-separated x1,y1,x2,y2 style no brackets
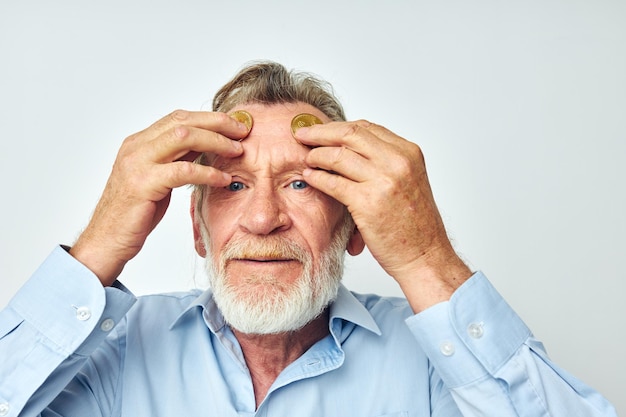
286,195,345,245
310,193,345,229
203,204,238,255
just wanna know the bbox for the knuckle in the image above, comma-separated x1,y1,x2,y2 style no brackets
395,154,414,175
172,125,190,142
168,161,196,184
407,143,425,167
214,111,232,124
341,121,375,145
391,142,423,176
354,119,373,128
408,141,424,157
330,146,348,167
175,161,196,178
343,123,363,138
170,109,190,122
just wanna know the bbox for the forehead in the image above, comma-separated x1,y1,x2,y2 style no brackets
214,102,330,172
232,101,330,137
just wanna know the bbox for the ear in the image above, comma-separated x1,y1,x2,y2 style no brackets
190,194,207,258
346,227,365,256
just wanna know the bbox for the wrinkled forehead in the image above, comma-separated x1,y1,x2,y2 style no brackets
212,102,329,172
212,140,309,173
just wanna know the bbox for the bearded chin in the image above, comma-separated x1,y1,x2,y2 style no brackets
201,222,352,335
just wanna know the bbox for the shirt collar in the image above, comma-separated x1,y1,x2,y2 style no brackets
169,289,224,332
329,285,382,336
170,284,382,337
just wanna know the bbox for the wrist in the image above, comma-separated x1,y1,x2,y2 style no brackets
69,236,125,287
395,248,472,313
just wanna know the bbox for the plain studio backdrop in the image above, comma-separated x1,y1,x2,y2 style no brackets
1,0,624,413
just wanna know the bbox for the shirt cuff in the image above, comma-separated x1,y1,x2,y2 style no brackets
8,245,136,357
405,271,531,388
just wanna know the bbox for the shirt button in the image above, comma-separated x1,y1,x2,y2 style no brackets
0,402,9,416
100,318,115,332
468,323,484,339
440,341,455,356
75,306,92,321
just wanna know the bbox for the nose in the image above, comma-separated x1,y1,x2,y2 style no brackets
239,184,290,235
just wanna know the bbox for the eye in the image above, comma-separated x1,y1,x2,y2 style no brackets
227,181,246,192
289,180,308,190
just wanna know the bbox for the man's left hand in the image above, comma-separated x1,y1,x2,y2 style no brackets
297,120,472,312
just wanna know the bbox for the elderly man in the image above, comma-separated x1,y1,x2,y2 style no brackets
0,62,616,416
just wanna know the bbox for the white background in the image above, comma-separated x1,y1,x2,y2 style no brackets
1,0,624,413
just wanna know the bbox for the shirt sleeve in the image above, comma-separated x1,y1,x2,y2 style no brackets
0,246,136,417
405,271,617,417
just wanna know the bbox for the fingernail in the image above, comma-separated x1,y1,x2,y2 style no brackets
230,110,253,131
293,126,309,137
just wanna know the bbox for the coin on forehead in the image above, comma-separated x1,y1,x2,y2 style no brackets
229,110,254,131
290,113,324,137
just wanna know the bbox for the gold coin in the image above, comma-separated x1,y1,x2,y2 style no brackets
291,113,324,137
230,110,253,131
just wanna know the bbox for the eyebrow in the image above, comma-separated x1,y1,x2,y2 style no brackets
213,157,308,175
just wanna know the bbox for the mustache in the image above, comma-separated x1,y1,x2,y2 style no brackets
220,236,310,264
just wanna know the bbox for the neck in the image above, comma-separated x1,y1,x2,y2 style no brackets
232,311,330,408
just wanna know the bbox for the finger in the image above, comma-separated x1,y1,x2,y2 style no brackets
146,124,244,163
145,110,250,140
305,146,372,183
295,120,401,152
151,161,232,193
302,167,356,207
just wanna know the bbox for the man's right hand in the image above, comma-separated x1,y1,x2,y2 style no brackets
70,110,247,287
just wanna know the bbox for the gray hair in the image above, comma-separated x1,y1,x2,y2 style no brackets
212,61,345,121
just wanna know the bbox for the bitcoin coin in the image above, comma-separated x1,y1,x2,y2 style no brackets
230,110,253,131
290,113,323,137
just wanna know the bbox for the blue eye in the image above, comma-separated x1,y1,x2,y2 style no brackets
227,182,245,192
290,180,308,190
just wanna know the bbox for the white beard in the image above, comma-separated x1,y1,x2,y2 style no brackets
201,217,353,335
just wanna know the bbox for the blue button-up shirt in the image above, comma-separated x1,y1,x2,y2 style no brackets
0,247,616,416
